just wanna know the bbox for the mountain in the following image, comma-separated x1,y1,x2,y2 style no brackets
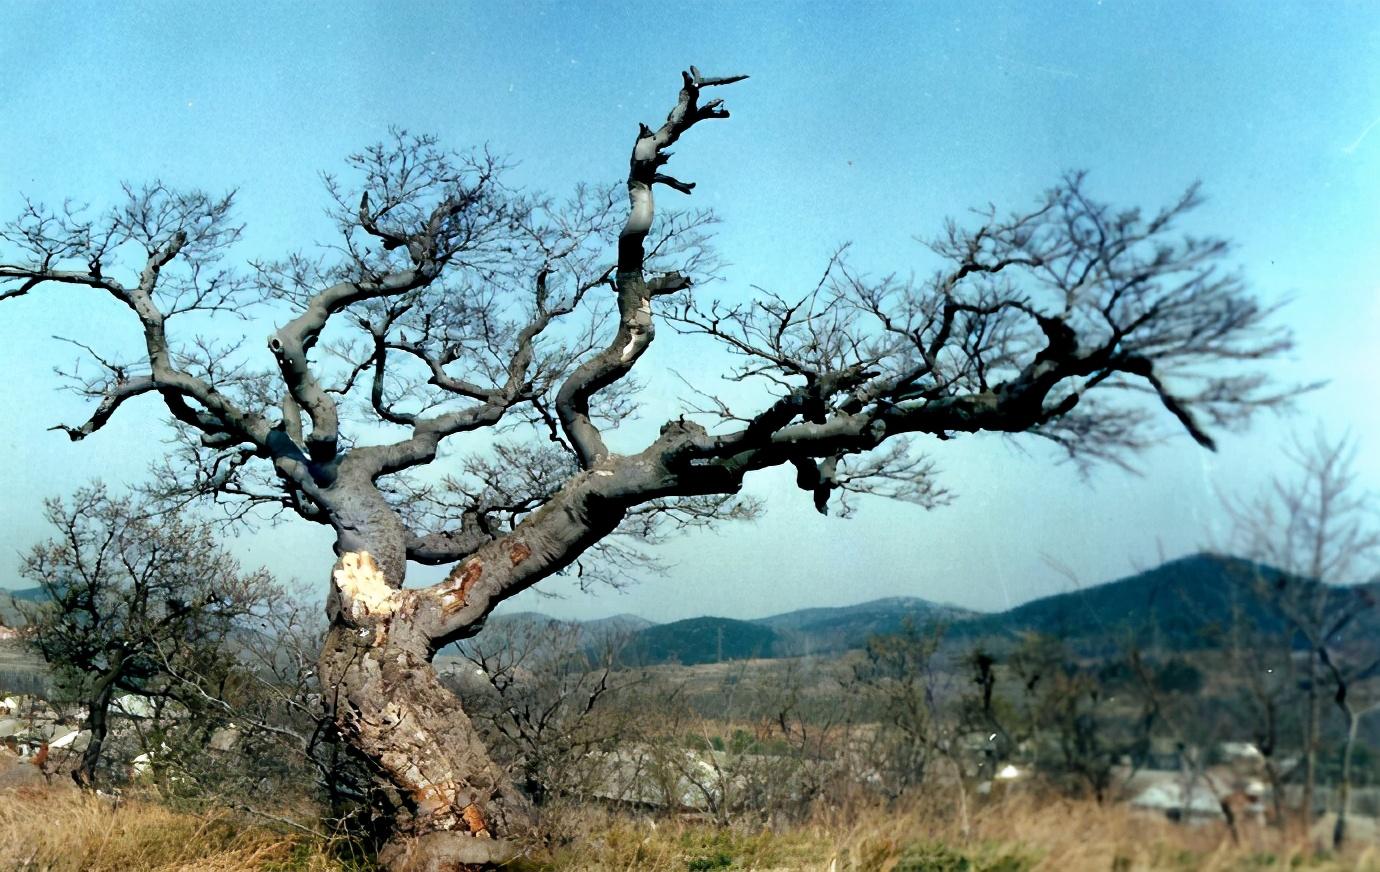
0,587,45,627
482,610,653,636
582,613,656,638
430,610,654,664
614,553,1380,665
616,596,970,666
13,553,1373,668
621,617,781,666
757,596,976,655
949,552,1371,653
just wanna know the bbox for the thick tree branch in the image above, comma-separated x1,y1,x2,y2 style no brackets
556,67,746,468
358,262,615,480
269,271,424,461
0,265,126,299
5,248,275,455
405,513,498,564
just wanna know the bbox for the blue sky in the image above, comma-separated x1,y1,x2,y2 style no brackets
2,3,1378,621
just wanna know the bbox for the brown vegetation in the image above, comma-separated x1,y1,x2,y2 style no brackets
0,788,346,872
1,785,1375,872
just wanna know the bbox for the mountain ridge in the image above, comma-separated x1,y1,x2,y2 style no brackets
609,552,1379,665
13,553,1374,667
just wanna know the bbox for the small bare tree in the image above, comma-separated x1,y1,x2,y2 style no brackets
19,484,275,787
1215,600,1302,826
1004,634,1136,803
1,67,1294,868
1317,623,1380,848
147,583,383,837
850,620,947,795
1228,432,1380,846
449,617,639,808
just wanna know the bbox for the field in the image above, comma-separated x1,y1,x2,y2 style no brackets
6,568,1379,871
1,785,1376,872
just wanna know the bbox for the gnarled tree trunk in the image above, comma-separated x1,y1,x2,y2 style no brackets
311,447,660,870
315,490,534,871
319,617,526,871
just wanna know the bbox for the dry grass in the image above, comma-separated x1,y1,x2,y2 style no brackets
0,786,355,872
524,791,1380,872
2,785,1378,871
839,791,1380,871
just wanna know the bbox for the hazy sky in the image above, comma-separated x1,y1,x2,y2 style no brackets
2,2,1378,623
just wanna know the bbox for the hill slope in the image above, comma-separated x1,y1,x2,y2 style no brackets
0,588,44,628
622,617,781,666
758,596,976,655
618,553,1380,663
950,553,1350,652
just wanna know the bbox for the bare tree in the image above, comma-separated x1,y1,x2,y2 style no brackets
1119,645,1256,842
0,67,1294,869
18,484,275,787
1005,634,1131,803
145,581,385,837
1215,598,1302,826
1317,624,1380,848
1228,432,1380,846
851,620,947,795
448,617,640,808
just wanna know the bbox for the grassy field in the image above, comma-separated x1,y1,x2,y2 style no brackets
5,640,1377,870
1,787,1376,872
0,787,351,871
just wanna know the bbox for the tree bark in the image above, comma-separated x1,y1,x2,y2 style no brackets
316,495,532,871
74,658,123,787
1332,709,1359,849
306,445,658,869
319,621,527,870
1303,654,1320,830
